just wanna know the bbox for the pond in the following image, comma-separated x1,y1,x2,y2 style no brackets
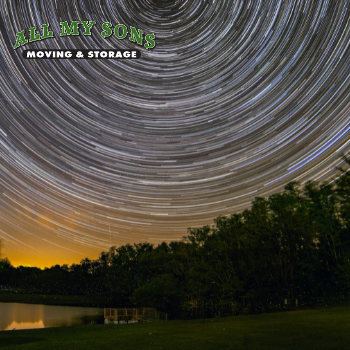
0,302,104,331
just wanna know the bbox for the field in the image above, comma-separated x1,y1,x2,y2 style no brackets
0,304,349,349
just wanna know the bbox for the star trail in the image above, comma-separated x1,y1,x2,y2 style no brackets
1,0,350,267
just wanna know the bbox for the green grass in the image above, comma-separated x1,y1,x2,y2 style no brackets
0,293,111,307
0,305,349,349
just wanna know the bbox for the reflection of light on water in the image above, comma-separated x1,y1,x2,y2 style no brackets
0,303,104,330
5,320,45,330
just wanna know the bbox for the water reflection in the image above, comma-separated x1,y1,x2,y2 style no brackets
0,302,103,331
6,320,45,330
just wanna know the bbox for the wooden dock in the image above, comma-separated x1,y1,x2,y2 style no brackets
104,307,167,324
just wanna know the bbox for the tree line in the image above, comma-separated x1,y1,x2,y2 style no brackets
1,159,350,319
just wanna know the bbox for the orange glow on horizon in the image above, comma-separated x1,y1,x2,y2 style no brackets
4,247,101,270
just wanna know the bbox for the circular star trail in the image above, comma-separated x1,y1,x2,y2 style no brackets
0,0,350,266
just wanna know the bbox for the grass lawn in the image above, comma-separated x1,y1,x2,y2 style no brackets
0,305,349,349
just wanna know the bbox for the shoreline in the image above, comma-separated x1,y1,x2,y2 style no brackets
0,306,349,349
0,293,112,308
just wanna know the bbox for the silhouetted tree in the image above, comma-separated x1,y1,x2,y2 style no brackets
2,158,350,315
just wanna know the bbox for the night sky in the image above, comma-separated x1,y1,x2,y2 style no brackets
1,0,350,268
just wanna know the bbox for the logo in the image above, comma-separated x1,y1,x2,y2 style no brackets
14,21,156,59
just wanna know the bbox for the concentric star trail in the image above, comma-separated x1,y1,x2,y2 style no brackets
1,0,350,267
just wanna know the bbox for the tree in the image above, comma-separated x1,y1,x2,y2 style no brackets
131,274,185,319
268,182,317,304
335,157,350,253
0,240,11,270
242,197,278,310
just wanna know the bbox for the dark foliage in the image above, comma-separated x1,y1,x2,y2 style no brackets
1,159,350,319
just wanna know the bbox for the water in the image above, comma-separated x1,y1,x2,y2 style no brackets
0,302,104,331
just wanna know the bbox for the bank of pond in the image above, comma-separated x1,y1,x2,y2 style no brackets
0,304,349,350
